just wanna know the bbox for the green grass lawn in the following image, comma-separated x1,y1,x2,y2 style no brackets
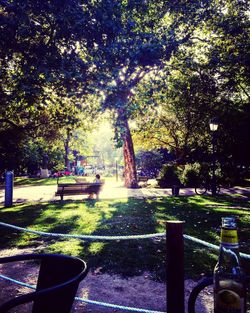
13,176,88,186
0,195,249,281
12,176,114,186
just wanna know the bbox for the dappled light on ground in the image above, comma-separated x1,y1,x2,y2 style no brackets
0,195,249,280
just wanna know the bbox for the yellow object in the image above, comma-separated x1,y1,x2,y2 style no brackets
221,228,238,245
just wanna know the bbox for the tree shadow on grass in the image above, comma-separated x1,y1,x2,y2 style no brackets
80,197,166,281
1,196,249,281
0,200,90,249
0,198,167,282
0,203,46,248
152,196,250,279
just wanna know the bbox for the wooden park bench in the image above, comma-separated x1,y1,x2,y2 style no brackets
55,182,103,200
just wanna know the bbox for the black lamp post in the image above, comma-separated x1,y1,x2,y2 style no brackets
209,118,219,196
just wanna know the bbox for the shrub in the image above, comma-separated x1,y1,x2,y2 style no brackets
180,162,223,187
157,164,181,188
135,150,164,178
180,163,203,187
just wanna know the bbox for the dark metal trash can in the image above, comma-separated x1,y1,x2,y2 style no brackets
172,185,180,196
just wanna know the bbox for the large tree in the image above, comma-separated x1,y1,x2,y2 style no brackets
86,0,214,187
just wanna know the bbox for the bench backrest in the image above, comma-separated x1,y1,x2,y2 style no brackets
74,178,87,183
57,183,103,193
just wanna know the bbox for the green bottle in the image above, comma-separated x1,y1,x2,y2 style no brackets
214,217,246,313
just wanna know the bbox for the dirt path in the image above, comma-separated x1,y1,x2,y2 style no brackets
0,247,166,313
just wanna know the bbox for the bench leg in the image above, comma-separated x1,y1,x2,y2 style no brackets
60,187,64,201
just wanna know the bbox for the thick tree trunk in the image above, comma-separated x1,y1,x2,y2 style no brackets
123,118,138,188
64,130,71,171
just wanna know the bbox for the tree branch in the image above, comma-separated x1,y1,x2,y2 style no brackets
0,118,22,129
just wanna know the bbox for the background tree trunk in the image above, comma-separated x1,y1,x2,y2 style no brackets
123,118,138,188
64,129,71,171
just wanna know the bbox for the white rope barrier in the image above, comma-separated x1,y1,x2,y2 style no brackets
0,222,165,241
184,234,250,260
1,221,250,259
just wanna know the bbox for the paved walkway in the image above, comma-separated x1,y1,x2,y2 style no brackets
0,181,250,204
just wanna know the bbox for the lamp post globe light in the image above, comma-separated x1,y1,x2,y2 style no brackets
209,117,219,196
209,118,219,132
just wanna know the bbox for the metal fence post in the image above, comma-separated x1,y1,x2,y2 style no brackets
167,221,185,313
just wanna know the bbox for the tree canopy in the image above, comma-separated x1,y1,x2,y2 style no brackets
131,0,250,168
0,0,95,170
0,0,249,183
